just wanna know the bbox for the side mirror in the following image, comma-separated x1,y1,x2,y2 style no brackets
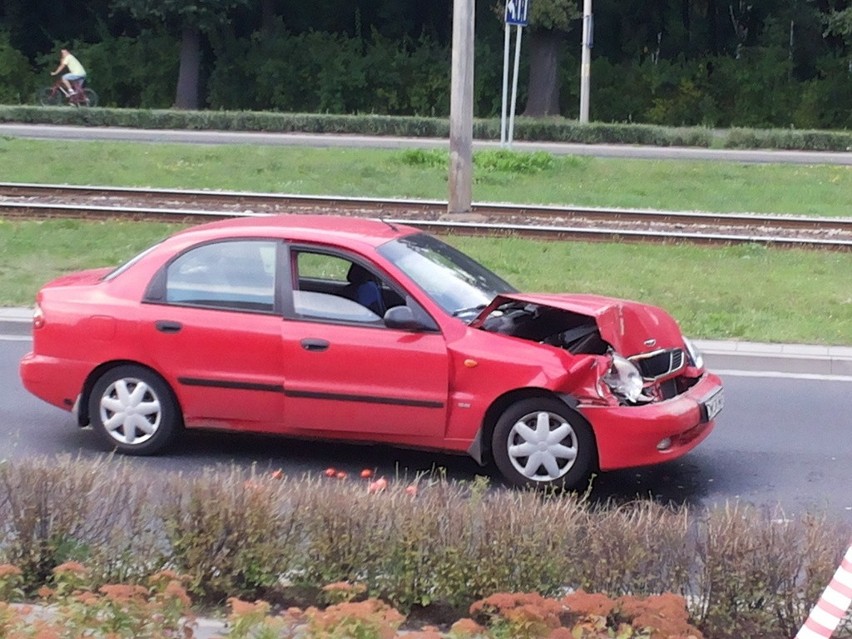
384,306,427,330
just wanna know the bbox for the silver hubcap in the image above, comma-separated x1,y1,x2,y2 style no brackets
507,410,578,482
99,377,162,446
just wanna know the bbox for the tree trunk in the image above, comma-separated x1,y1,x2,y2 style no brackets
174,24,201,110
261,0,276,36
707,0,719,55
523,29,562,117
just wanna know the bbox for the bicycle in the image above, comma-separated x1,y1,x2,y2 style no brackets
37,77,98,107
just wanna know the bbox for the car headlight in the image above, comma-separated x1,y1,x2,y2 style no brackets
683,337,704,370
602,353,644,403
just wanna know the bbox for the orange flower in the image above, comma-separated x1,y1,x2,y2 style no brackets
450,617,486,637
324,467,337,477
36,586,54,599
228,596,270,618
405,485,418,497
270,468,284,480
336,471,348,479
0,564,22,578
52,561,87,576
360,468,374,478
99,584,147,602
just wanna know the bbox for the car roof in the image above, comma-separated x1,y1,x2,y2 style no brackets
170,214,420,248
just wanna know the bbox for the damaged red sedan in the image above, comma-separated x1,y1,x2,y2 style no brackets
20,215,723,489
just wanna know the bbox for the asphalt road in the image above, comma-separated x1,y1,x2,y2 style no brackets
2,123,852,165
3,336,850,522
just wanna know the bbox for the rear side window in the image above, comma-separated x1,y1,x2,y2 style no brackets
163,240,278,313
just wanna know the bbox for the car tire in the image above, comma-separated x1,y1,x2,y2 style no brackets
88,365,181,455
492,397,596,490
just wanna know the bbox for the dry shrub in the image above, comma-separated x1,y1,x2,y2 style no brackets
577,500,693,596
693,501,849,639
2,457,851,637
294,475,397,589
157,464,301,601
0,456,153,588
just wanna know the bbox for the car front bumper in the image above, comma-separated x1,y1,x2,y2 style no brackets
579,372,723,471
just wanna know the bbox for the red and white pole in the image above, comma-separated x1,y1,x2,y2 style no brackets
796,544,852,639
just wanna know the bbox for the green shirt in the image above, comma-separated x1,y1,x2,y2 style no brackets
63,53,85,76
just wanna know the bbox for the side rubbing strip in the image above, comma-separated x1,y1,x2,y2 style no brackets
178,377,285,394
285,389,443,409
177,378,443,409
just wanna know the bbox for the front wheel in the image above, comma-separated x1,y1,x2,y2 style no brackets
70,88,98,107
88,365,181,455
80,88,98,107
492,397,597,490
37,86,63,107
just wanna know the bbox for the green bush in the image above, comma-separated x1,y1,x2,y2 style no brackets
78,31,179,109
208,24,451,116
0,31,35,105
0,103,847,151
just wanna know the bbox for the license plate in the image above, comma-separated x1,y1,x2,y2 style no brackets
701,388,725,422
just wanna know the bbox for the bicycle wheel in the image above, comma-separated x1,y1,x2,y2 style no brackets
82,88,98,107
37,86,63,107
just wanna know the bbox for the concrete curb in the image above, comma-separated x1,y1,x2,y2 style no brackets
699,339,852,378
2,307,850,377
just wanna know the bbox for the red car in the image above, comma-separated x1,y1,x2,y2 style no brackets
20,215,723,489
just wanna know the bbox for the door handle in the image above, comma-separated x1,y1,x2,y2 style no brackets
300,338,329,352
155,320,182,333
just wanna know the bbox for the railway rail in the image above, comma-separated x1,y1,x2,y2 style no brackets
2,182,851,251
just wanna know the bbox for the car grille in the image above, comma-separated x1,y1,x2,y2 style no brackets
630,348,685,381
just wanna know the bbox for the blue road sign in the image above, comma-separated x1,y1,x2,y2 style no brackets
505,0,529,26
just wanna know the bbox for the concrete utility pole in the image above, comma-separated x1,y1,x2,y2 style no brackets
579,0,592,123
448,0,475,215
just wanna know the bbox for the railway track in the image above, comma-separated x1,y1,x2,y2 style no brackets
2,182,851,250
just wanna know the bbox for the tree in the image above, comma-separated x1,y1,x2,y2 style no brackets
112,0,251,109
824,4,852,50
514,0,580,116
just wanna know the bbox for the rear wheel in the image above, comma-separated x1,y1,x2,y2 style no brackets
492,397,596,490
88,365,181,455
37,86,63,107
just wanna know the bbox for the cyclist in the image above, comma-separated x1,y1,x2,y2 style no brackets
51,48,86,96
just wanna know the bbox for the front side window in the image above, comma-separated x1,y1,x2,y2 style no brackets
163,240,277,313
288,247,444,328
291,250,389,323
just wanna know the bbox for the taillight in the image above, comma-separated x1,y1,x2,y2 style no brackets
32,304,45,330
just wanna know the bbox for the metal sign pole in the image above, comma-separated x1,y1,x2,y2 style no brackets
502,0,528,148
507,24,523,147
579,0,592,123
500,22,511,147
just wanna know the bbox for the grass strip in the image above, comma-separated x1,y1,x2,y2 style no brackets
1,219,849,345
0,138,851,216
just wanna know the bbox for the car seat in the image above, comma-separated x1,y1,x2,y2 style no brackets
343,263,385,316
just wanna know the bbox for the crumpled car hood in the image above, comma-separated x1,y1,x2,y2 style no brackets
480,293,686,356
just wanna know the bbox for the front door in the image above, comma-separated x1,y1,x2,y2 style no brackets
281,248,449,441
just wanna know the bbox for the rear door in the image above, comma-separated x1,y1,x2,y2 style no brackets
140,238,287,430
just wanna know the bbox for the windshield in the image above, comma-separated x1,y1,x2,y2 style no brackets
378,233,517,320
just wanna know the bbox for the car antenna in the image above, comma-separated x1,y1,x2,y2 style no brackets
379,217,400,231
